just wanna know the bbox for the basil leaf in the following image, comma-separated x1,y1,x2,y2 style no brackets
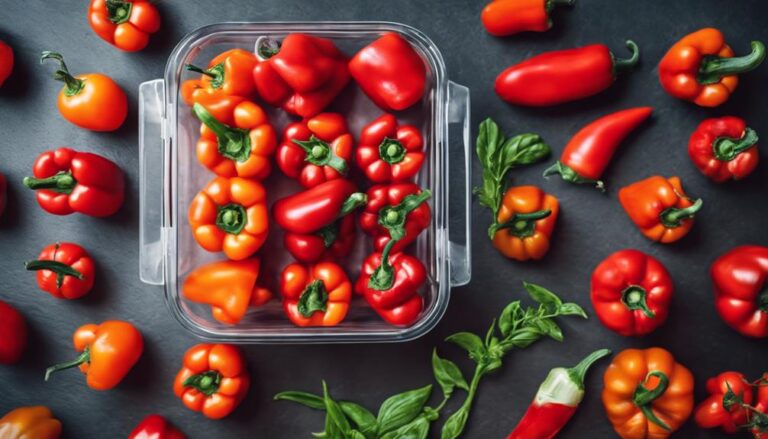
376,385,432,434
441,407,470,439
323,382,351,436
507,328,544,349
348,430,367,439
534,318,563,342
340,402,377,437
380,416,430,439
500,134,551,169
274,391,325,410
446,332,486,361
498,301,522,337
524,282,562,311
432,349,469,398
558,302,588,319
476,118,503,171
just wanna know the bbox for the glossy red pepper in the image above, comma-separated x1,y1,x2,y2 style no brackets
695,371,753,434
482,0,574,37
359,184,431,253
128,414,185,439
688,116,759,182
349,33,426,111
357,114,425,183
0,300,27,364
508,349,611,439
23,147,124,217
355,241,426,326
753,375,768,438
253,34,350,118
0,39,13,87
495,41,639,106
25,242,95,300
276,113,353,188
591,249,674,337
544,107,652,190
284,214,356,264
273,179,366,235
712,245,768,338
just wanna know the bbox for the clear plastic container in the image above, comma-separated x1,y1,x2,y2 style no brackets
139,22,471,343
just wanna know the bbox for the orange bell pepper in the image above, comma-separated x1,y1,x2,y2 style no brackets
182,49,257,104
182,258,272,324
659,28,766,107
619,176,702,244
189,176,269,260
193,101,276,180
491,185,559,261
602,347,694,439
174,343,250,419
88,0,161,52
280,261,352,327
0,406,62,439
45,320,143,390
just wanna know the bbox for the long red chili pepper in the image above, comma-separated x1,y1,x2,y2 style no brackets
544,107,652,190
508,349,611,439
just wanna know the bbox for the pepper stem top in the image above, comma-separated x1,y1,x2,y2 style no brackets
41,51,85,96
699,41,766,85
613,40,640,74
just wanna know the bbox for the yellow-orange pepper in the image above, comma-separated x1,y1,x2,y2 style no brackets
189,176,269,260
182,49,257,103
280,261,352,327
602,347,694,439
491,185,559,261
0,406,61,439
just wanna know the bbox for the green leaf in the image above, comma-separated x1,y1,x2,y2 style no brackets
558,302,588,319
524,282,562,311
274,390,325,410
535,318,563,342
499,133,551,170
341,402,377,437
476,118,504,171
446,332,486,361
380,416,430,439
506,328,544,349
498,301,522,337
483,319,497,346
376,385,433,434
348,430,367,439
441,407,470,439
432,349,469,398
323,381,352,436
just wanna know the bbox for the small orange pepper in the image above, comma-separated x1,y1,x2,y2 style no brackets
0,406,62,439
189,176,269,260
618,176,702,244
182,49,257,103
182,258,272,324
45,320,143,390
280,261,352,327
602,347,694,438
174,343,250,420
491,185,559,261
88,0,161,52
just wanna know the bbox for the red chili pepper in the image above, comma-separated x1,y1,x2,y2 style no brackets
359,184,431,253
591,249,674,336
0,173,6,218
276,113,353,188
688,116,759,182
128,414,185,439
695,371,753,434
284,214,356,264
23,147,125,217
355,241,426,326
508,349,611,439
544,107,652,190
348,33,426,111
0,39,13,87
357,114,425,183
0,300,27,364
25,242,95,300
273,179,366,235
495,41,640,106
711,245,768,338
482,0,574,37
253,34,350,118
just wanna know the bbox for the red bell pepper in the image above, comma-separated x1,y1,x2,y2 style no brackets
276,113,353,188
355,241,426,326
253,34,350,118
544,107,652,190
712,245,768,338
25,242,95,300
349,33,426,111
0,173,6,217
359,184,431,253
0,300,26,364
495,41,640,106
695,371,753,434
280,261,352,327
128,414,185,439
0,39,12,87
23,147,124,217
357,114,425,183
591,249,674,336
273,179,366,235
284,214,356,264
482,0,574,37
507,349,611,439
688,116,759,182
754,375,768,438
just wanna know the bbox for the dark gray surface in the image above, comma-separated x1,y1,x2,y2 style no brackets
1,0,766,437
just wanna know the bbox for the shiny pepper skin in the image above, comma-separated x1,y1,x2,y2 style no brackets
492,185,559,261
25,242,96,300
128,414,186,439
88,0,161,52
184,49,257,101
688,116,759,182
482,0,575,37
711,245,768,338
357,114,425,183
694,371,753,433
0,39,13,87
0,300,27,364
280,262,352,327
0,406,62,439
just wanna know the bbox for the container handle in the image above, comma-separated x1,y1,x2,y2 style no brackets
139,79,166,286
446,81,472,287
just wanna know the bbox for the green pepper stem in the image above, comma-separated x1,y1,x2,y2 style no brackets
489,209,551,239
256,38,281,60
633,371,671,431
40,51,84,96
378,190,431,241
660,198,703,228
543,161,605,191
292,136,348,175
368,239,397,291
297,280,329,317
183,370,222,397
339,193,367,216
185,64,217,79
45,347,90,382
23,172,77,195
567,349,611,389
185,63,225,89
713,127,759,162
613,40,640,73
378,138,407,164
192,103,252,162
698,41,766,85
621,286,656,318
216,203,247,235
25,259,84,289
105,0,133,24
